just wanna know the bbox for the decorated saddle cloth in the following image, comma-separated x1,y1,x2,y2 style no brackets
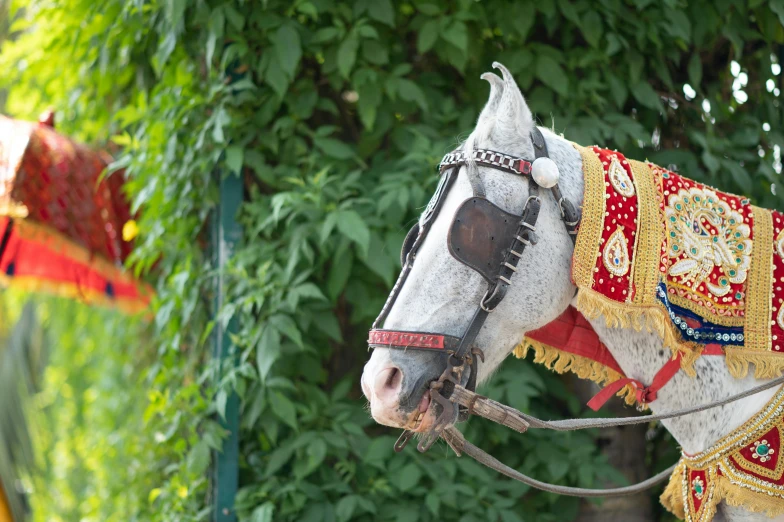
516,144,784,394
510,144,784,521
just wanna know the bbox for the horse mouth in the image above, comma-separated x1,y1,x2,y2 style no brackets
406,392,432,432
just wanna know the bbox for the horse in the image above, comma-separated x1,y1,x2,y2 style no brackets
360,62,784,522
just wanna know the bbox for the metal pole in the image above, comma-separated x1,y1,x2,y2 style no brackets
211,171,242,522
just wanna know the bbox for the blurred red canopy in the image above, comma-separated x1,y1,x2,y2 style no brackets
0,113,152,313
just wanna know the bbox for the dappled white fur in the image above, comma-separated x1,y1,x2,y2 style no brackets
361,63,783,521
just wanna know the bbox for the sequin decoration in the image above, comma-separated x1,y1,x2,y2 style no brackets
777,229,784,260
752,439,776,463
665,186,752,298
691,476,705,500
603,226,630,277
608,157,635,197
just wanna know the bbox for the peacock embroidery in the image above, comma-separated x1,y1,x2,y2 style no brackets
664,187,752,298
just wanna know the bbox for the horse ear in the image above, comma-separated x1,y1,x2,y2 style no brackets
490,62,534,144
472,72,504,141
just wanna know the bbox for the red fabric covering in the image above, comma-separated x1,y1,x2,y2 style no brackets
526,306,624,375
0,114,151,312
0,216,151,313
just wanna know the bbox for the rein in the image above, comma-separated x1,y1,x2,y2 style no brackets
367,129,784,497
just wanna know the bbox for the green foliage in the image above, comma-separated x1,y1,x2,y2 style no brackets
2,0,784,520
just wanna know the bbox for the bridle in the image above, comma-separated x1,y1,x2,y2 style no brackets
366,128,784,497
368,128,580,451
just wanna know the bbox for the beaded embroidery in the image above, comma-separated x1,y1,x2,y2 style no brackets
571,144,784,378
661,386,784,521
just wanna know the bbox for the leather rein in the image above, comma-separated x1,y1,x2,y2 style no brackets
366,128,784,497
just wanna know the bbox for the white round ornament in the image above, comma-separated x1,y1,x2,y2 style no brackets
531,157,559,188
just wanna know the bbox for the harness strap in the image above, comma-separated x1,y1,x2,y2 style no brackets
436,374,784,498
586,344,725,411
442,426,676,497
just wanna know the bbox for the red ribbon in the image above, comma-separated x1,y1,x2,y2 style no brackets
586,344,724,411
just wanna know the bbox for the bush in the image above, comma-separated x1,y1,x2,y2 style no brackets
2,0,783,520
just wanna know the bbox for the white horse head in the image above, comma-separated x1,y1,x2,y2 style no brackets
360,63,584,430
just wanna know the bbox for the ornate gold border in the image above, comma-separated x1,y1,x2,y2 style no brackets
571,144,605,289
744,206,773,352
628,159,662,306
666,290,746,327
684,384,784,468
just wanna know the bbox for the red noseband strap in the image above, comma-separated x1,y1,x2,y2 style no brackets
368,329,461,351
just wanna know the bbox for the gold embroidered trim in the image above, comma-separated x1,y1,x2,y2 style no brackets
683,384,784,468
628,159,661,306
571,144,605,289
731,428,784,480
744,206,773,354
662,386,784,521
513,338,636,405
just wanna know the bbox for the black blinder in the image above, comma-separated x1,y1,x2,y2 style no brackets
400,223,420,266
447,197,522,284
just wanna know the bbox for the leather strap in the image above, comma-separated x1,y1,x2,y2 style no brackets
437,375,784,498
442,427,676,497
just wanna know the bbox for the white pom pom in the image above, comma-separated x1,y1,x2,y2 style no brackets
531,157,559,188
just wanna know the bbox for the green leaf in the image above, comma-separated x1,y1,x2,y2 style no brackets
442,21,468,52
225,146,243,175
216,389,228,420
269,314,303,348
251,503,275,522
368,0,395,26
547,458,569,481
688,54,702,89
391,463,422,491
265,56,290,98
336,210,370,253
535,55,569,96
273,25,302,78
186,440,210,476
270,392,298,430
337,35,359,79
665,9,691,42
314,137,354,159
631,81,662,111
417,20,439,53
397,78,428,111
301,438,327,476
581,11,602,47
257,325,281,380
336,495,358,522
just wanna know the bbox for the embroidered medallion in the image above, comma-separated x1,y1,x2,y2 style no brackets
608,157,635,197
603,226,630,277
664,186,752,298
778,305,784,331
752,439,775,462
691,475,705,500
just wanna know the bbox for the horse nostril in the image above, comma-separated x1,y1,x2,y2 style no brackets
385,367,402,390
374,366,404,405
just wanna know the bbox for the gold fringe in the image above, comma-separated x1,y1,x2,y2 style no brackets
513,338,637,406
575,288,705,377
716,475,784,518
725,347,784,379
659,461,686,521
